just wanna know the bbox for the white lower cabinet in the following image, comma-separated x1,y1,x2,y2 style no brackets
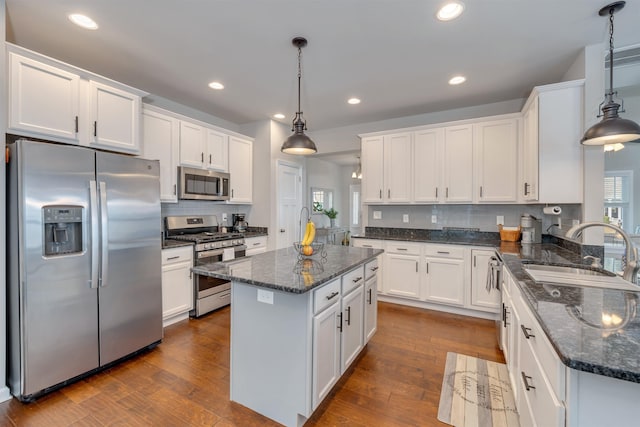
245,235,268,256
161,246,193,327
470,249,501,312
423,245,466,306
384,242,421,298
312,296,341,409
364,259,378,343
352,238,384,294
340,283,364,371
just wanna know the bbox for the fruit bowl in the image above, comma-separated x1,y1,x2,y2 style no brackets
293,242,325,258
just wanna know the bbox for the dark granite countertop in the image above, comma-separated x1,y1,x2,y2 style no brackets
352,227,501,247
162,239,194,249
241,231,268,238
192,245,383,294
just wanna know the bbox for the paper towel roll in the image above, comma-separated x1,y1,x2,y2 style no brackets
543,206,562,215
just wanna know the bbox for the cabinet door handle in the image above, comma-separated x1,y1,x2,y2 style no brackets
368,288,372,304
189,271,192,279
473,256,476,267
93,121,97,137
346,306,351,325
435,187,438,198
446,187,449,198
352,276,363,283
209,154,212,164
326,291,339,300
521,372,536,391
173,184,177,195
480,186,483,198
437,251,450,255
231,189,234,198
502,303,509,327
379,189,382,199
166,256,180,261
337,312,343,332
201,152,204,162
521,324,535,339
415,261,418,273
524,182,529,196
426,262,429,274
388,189,391,198
75,116,79,133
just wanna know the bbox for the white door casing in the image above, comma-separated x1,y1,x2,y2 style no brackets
276,161,303,249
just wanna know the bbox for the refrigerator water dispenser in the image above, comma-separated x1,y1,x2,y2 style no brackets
43,206,83,256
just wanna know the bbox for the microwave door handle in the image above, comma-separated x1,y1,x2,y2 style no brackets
89,181,99,289
99,181,109,288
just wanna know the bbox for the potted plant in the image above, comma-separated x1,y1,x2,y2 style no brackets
323,208,338,228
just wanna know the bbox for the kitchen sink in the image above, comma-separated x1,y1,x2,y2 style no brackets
523,263,640,292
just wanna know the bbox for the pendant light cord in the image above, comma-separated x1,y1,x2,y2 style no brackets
607,7,615,101
297,45,302,114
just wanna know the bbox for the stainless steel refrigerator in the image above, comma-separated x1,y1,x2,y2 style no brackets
7,139,163,401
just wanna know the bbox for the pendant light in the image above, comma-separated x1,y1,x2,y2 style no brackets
352,156,362,179
281,37,317,155
581,1,640,146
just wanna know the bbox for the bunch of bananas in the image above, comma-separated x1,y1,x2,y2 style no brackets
301,220,316,255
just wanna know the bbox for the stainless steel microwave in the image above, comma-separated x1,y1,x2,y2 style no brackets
178,167,230,201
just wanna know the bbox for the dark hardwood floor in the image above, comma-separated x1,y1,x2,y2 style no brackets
0,302,504,426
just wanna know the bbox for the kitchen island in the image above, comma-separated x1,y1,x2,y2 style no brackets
193,245,383,427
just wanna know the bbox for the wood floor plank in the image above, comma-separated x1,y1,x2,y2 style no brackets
0,301,504,426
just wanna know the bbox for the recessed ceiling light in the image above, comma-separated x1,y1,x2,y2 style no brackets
273,113,286,119
208,81,224,90
68,13,98,30
437,2,465,21
347,98,361,105
448,75,466,85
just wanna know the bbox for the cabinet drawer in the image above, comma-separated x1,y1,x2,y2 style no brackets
519,337,565,427
513,282,565,399
246,235,267,249
162,246,193,265
342,265,365,295
424,244,464,259
364,258,379,280
352,238,383,249
385,241,421,255
313,278,341,315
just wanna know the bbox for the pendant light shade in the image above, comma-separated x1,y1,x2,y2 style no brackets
281,37,317,155
581,1,640,146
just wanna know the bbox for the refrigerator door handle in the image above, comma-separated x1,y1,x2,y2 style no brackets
89,181,100,289
99,181,109,288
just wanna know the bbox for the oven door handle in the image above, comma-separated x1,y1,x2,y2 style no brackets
198,248,225,259
234,244,247,252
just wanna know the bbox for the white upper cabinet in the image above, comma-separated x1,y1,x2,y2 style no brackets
205,129,229,172
228,136,253,204
443,125,474,203
361,132,412,203
521,80,584,203
9,52,81,142
474,118,518,202
142,107,180,203
88,81,141,153
413,128,443,203
7,45,145,154
179,121,206,168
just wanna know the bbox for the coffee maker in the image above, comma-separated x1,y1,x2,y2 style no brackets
520,214,542,244
232,213,248,232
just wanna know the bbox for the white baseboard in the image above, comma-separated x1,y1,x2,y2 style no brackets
378,294,499,321
0,386,12,403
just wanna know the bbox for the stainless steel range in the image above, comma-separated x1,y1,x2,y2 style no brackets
165,215,246,317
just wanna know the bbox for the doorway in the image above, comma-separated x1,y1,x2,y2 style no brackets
276,161,303,249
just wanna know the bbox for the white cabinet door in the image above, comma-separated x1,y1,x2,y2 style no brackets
474,119,518,202
179,121,206,168
364,277,377,343
443,125,473,203
312,300,341,410
228,137,253,203
384,133,412,203
205,129,229,171
88,81,141,154
384,252,420,298
361,136,384,202
522,97,539,201
341,285,364,372
161,247,193,325
413,128,443,203
470,250,501,312
9,52,80,142
424,257,465,306
142,108,180,202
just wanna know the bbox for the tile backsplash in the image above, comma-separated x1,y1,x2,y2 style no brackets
161,201,253,228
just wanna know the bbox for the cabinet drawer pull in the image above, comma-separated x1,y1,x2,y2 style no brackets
325,291,339,300
397,248,408,251
437,251,450,255
352,276,363,283
166,255,180,261
337,312,343,332
362,244,373,248
520,324,535,339
253,242,261,246
521,372,536,391
370,266,379,272
346,306,351,325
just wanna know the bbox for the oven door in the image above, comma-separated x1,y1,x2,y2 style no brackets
195,249,229,298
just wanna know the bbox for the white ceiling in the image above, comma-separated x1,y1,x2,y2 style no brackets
6,0,640,136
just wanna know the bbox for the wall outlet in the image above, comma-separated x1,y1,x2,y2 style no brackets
257,289,274,305
431,215,437,224
496,215,504,225
373,211,382,220
221,213,228,223
402,214,409,223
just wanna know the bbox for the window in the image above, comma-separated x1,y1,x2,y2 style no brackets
311,188,333,214
604,171,632,231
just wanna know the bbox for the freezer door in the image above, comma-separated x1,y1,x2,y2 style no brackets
8,140,99,398
96,152,162,365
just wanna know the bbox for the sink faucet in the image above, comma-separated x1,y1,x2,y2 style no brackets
565,222,639,284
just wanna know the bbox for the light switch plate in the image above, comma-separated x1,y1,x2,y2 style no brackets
373,211,382,220
496,215,504,225
431,215,437,223
402,214,409,223
257,289,274,305
221,213,228,222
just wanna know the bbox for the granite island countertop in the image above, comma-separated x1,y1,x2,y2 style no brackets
192,245,383,294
